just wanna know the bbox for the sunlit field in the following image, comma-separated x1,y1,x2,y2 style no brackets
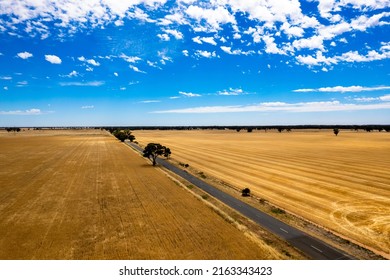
135,129,390,258
0,130,287,260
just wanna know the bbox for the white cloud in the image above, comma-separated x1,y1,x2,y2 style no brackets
263,35,285,55
192,36,218,45
59,81,104,86
220,46,254,56
233,33,241,39
17,51,33,59
281,22,304,38
45,54,62,64
120,54,142,63
294,85,390,93
185,5,236,31
182,50,189,56
163,29,183,40
0,108,43,115
353,97,378,102
147,60,161,69
114,19,124,26
3,86,8,91
179,91,201,97
293,36,324,51
217,88,246,96
114,72,118,77
380,94,390,101
192,36,203,44
78,56,100,66
139,100,161,103
87,59,100,66
66,70,78,77
195,50,216,58
129,65,146,73
201,37,217,45
17,81,28,87
0,76,12,80
81,105,94,109
153,100,390,114
157,33,170,41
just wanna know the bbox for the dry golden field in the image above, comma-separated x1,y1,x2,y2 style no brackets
134,129,390,258
0,129,287,260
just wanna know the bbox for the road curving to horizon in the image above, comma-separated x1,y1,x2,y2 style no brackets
128,142,353,260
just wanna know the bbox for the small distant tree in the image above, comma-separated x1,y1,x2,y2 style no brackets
5,127,21,133
333,128,339,136
278,128,284,133
242,188,251,197
143,143,171,166
247,128,253,133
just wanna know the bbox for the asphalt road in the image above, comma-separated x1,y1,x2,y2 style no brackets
128,142,353,260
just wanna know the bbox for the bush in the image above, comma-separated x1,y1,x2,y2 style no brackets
271,207,286,214
242,188,251,197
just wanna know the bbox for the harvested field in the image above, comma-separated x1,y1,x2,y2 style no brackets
0,130,286,260
134,129,390,258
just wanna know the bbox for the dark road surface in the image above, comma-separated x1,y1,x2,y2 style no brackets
128,142,353,260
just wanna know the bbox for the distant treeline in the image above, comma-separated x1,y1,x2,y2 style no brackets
2,125,390,132
99,125,390,132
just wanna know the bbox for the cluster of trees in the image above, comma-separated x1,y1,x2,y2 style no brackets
4,127,21,132
142,143,171,166
110,129,136,142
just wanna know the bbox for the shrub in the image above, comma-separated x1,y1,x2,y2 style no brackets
242,188,251,197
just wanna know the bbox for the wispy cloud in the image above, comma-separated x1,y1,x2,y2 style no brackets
153,100,390,114
217,88,246,96
353,94,390,102
65,70,78,78
59,81,104,87
179,91,201,97
138,100,161,103
129,65,146,73
0,108,43,115
81,105,94,109
120,54,142,63
0,76,12,80
294,85,390,93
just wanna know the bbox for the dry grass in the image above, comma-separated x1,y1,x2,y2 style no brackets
0,129,286,260
134,129,390,258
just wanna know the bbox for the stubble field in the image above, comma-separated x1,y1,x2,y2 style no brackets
0,129,286,260
134,129,390,258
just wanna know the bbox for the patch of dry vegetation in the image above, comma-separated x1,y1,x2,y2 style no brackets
0,130,287,259
134,129,390,259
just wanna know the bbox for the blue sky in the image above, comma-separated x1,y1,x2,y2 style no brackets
0,0,389,126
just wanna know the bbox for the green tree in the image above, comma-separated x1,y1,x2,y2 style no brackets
143,143,171,166
242,188,251,197
333,128,339,136
112,129,135,142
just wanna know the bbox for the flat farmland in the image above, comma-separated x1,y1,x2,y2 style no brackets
134,129,390,258
0,130,286,260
